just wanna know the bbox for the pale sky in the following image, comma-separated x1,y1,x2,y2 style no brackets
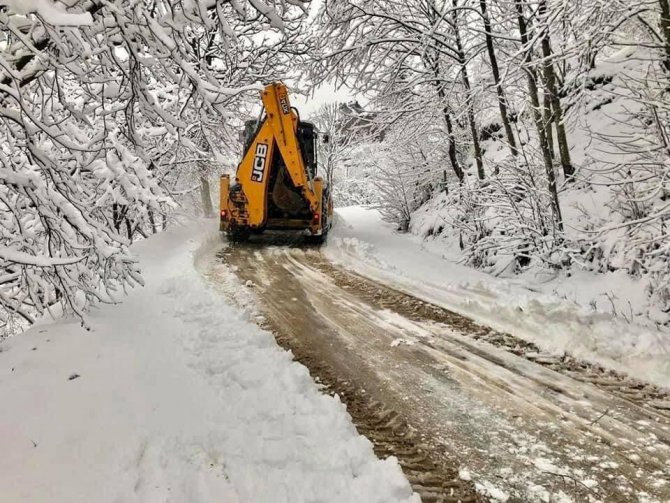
290,82,356,118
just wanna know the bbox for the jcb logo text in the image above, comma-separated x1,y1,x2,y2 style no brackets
279,96,290,114
251,143,268,183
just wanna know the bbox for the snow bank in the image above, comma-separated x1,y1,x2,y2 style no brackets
326,207,670,389
0,220,417,503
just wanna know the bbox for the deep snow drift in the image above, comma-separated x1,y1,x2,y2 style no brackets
326,206,670,389
0,221,417,503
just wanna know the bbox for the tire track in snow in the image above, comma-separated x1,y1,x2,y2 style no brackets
218,239,670,502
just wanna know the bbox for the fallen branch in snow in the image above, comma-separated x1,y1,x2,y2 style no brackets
541,470,600,498
588,408,610,426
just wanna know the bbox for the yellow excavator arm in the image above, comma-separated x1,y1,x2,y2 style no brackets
219,82,332,242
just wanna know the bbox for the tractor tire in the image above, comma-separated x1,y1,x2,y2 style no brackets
306,191,332,245
228,226,250,243
306,212,329,245
305,233,326,245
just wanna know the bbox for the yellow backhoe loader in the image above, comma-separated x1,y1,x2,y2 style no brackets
219,82,333,243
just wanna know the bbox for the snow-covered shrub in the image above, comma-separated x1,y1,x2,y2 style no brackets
411,155,566,274
577,58,670,321
355,111,461,231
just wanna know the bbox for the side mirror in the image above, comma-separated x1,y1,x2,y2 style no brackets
322,134,330,144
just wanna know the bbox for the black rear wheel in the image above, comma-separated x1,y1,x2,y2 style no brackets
305,233,326,245
305,194,331,245
228,225,250,243
306,220,328,245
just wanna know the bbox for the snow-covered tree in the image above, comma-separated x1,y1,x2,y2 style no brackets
0,0,309,333
308,0,670,322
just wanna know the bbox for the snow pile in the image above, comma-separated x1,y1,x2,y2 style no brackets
327,207,670,388
0,221,417,503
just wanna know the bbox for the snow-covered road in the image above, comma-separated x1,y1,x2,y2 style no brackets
217,211,670,502
0,222,417,503
3,208,670,503
326,207,670,390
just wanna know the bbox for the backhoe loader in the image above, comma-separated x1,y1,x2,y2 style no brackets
219,82,333,243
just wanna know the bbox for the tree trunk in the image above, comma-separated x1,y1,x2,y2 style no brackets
148,210,158,234
542,83,554,159
516,0,563,231
452,0,485,180
125,217,133,241
442,101,465,183
479,0,518,160
539,0,575,180
659,0,670,73
425,54,465,183
200,176,214,217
